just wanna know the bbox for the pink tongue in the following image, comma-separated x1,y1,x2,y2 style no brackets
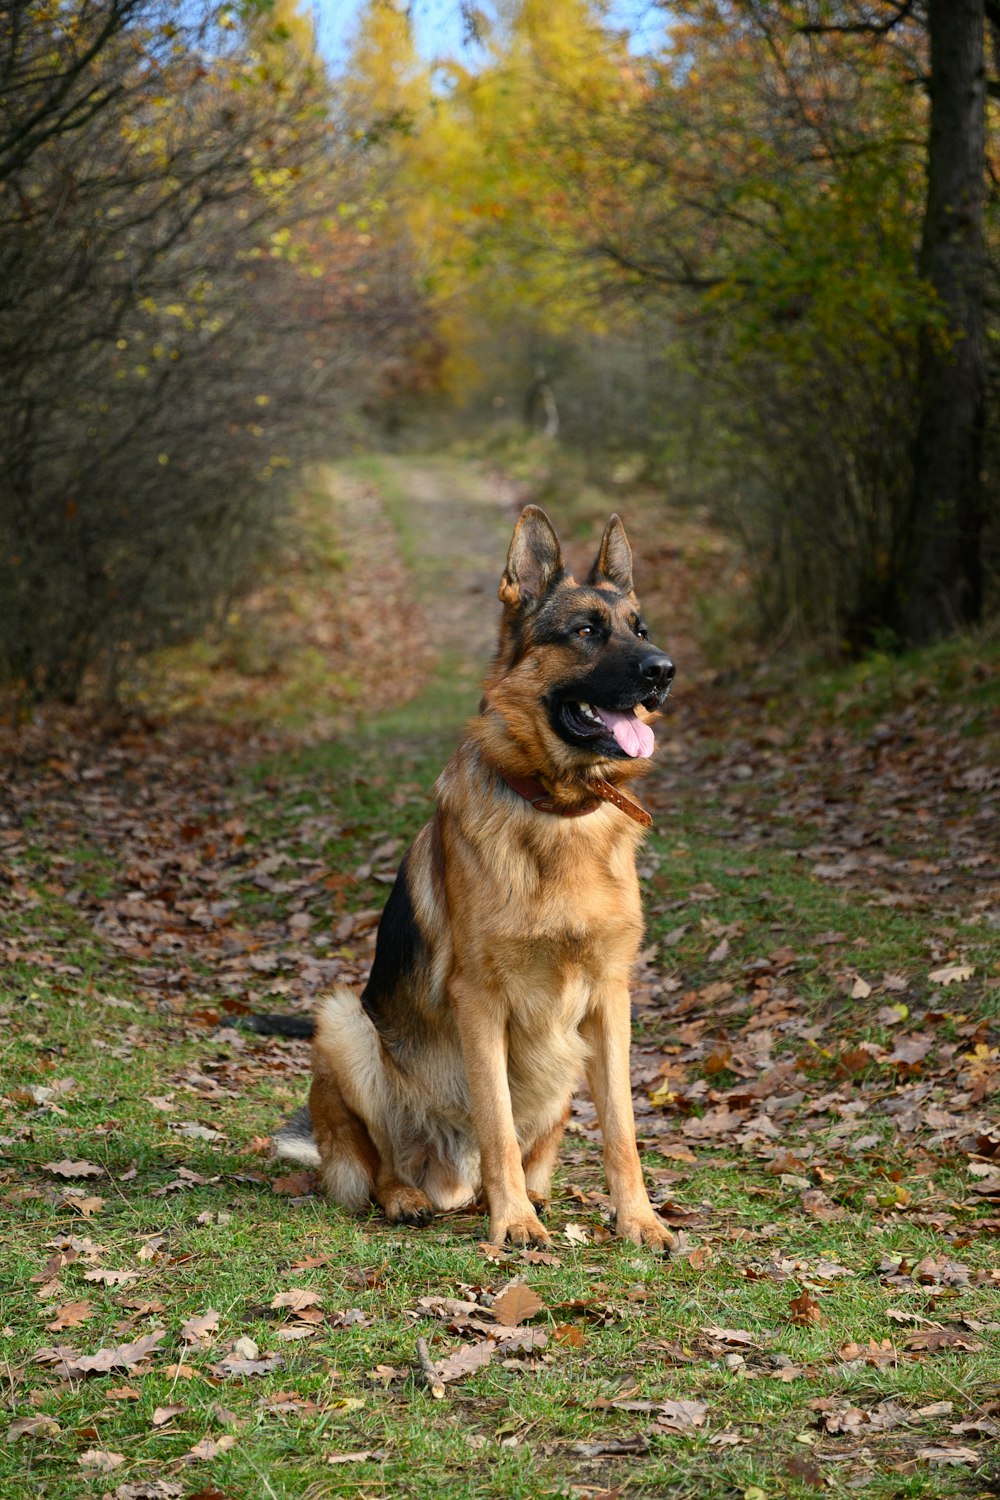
595,707,655,759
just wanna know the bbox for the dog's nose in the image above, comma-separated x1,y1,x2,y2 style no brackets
639,652,676,688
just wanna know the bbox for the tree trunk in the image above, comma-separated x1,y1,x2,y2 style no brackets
905,0,986,643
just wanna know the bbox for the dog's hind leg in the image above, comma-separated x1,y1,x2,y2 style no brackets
310,1071,434,1224
522,1105,570,1216
309,1071,378,1211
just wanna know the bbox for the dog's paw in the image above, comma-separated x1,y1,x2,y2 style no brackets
382,1185,434,1227
528,1196,549,1220
615,1212,676,1255
489,1210,551,1249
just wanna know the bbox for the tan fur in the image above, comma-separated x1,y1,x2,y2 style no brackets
291,508,676,1252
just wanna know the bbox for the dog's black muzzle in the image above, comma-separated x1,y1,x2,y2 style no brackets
638,650,676,710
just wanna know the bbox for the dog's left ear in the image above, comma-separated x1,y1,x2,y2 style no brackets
587,514,634,594
499,505,564,612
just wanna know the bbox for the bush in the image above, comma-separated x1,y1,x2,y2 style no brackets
0,1,424,700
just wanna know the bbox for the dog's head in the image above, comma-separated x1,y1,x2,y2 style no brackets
481,506,675,782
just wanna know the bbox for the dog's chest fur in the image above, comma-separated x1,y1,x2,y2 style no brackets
436,757,644,1121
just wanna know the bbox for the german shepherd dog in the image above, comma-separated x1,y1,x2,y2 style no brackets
273,506,676,1251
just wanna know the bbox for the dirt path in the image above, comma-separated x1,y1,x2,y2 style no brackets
368,455,517,671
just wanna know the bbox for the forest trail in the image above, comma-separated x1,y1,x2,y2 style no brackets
360,455,516,667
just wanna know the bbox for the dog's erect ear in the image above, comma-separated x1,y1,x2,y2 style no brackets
587,514,634,594
499,505,564,611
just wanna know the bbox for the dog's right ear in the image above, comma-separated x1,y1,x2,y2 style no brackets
499,505,564,612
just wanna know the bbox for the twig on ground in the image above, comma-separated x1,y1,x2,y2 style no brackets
415,1337,445,1399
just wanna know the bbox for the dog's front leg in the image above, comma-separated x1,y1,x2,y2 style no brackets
450,976,550,1248
582,987,675,1255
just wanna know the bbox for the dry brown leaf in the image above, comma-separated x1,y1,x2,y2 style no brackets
212,1351,282,1378
271,1171,316,1197
180,1309,220,1345
64,1194,104,1217
703,1326,757,1346
553,1324,586,1348
186,1434,237,1461
7,1416,61,1441
436,1339,497,1384
43,1159,102,1178
270,1288,323,1311
812,1398,909,1434
151,1404,186,1427
929,965,974,986
787,1291,826,1327
651,1399,709,1432
800,1188,845,1221
658,1143,698,1163
34,1330,164,1377
490,1284,543,1326
903,1329,983,1353
83,1268,138,1286
915,1446,979,1465
78,1449,125,1471
521,1249,562,1266
45,1299,93,1332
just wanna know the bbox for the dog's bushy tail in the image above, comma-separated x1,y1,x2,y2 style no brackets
272,1104,321,1168
232,1012,316,1039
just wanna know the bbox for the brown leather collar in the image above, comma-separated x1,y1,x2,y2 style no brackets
497,769,653,829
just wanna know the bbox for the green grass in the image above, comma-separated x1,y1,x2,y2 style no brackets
1,459,998,1499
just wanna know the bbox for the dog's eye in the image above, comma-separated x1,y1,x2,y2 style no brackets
635,623,649,640
576,625,597,637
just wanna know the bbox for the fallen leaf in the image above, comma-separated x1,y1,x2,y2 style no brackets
181,1310,220,1345
45,1300,93,1331
929,965,974,986
212,1351,282,1378
651,1399,709,1432
270,1288,323,1311
800,1188,844,1221
903,1329,983,1353
915,1446,979,1465
186,1434,237,1461
490,1285,543,1326
7,1416,61,1441
43,1159,102,1178
437,1340,497,1382
572,1435,650,1456
34,1330,165,1377
152,1404,186,1427
78,1449,125,1471
83,1268,139,1286
787,1291,826,1327
703,1326,757,1346
271,1171,316,1197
